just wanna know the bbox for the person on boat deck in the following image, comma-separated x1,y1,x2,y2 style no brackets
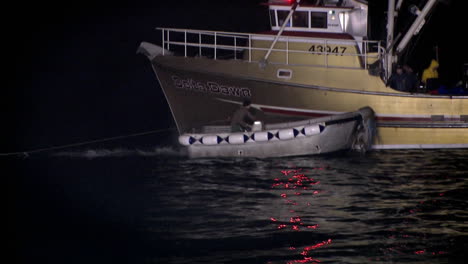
422,59,439,91
388,65,408,92
230,100,256,132
403,64,419,92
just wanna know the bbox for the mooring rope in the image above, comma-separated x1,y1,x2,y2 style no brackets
0,127,176,158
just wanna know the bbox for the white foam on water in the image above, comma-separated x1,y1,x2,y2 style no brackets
54,146,185,159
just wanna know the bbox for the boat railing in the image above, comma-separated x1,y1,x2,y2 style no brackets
157,27,385,71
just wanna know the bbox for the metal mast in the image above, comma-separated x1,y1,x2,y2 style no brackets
386,0,396,80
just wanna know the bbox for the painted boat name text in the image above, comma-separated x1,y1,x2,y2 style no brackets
172,76,251,98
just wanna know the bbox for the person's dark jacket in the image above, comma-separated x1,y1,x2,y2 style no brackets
388,73,408,91
230,106,255,130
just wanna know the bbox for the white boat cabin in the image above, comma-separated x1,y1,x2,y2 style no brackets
268,0,368,41
152,0,381,72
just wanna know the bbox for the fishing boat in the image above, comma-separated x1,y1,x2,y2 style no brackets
138,0,468,149
179,106,374,158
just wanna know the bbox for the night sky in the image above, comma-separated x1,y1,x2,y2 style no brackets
4,0,467,153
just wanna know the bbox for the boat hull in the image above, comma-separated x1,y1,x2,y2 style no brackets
182,107,373,158
150,55,468,149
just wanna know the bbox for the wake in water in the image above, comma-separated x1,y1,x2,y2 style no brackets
53,146,186,159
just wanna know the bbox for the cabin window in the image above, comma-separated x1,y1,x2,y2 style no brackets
270,10,277,27
324,0,344,7
277,10,291,27
292,11,308,28
310,12,328,28
277,69,292,79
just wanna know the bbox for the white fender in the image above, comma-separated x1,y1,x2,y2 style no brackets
303,125,322,136
252,131,275,142
178,135,199,146
278,128,300,140
227,133,249,144
201,135,224,145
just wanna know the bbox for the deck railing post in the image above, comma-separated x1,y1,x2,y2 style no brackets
199,33,202,57
214,32,217,60
286,37,289,65
234,36,237,60
167,30,170,51
378,41,381,60
364,41,367,69
162,29,165,56
249,34,252,62
184,30,187,57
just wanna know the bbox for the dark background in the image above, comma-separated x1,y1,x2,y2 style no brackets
4,0,267,153
5,1,467,264
4,0,467,153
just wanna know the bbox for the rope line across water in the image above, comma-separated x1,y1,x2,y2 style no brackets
1,127,176,157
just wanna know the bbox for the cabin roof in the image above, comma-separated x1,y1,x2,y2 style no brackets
262,3,353,10
259,30,354,40
264,0,367,8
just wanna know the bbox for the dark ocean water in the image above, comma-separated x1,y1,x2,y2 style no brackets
12,147,468,264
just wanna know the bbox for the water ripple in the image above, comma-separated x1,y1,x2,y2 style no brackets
142,149,468,263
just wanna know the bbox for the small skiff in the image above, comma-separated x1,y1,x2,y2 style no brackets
178,107,375,158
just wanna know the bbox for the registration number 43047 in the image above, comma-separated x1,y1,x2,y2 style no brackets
308,45,347,56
